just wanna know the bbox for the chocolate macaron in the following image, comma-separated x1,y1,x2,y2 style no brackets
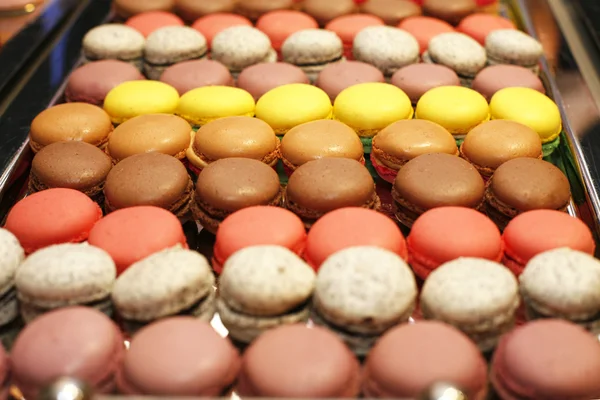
235,0,295,21
175,0,236,22
192,158,283,233
160,59,233,95
391,63,460,105
237,62,309,101
104,153,193,218
29,141,113,204
316,61,385,102
484,158,571,230
392,153,485,227
285,158,380,228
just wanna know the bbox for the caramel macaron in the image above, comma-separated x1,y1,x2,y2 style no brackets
29,103,113,153
281,120,364,174
106,114,192,163
29,142,113,204
236,0,295,21
285,158,380,228
192,158,283,233
461,120,543,178
360,0,422,25
301,0,356,26
422,0,476,25
175,0,236,22
186,116,280,174
104,153,193,217
114,0,175,18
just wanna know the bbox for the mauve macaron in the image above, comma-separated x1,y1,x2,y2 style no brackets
175,0,236,22
391,63,460,104
302,0,356,26
117,317,240,396
472,64,545,101
65,60,145,106
325,14,385,58
316,61,385,101
398,16,454,54
238,62,309,101
192,13,252,46
256,10,319,52
11,307,124,399
160,59,233,95
125,11,184,37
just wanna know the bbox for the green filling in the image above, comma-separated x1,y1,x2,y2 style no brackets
277,159,288,185
361,137,373,154
542,135,561,158
364,156,379,180
545,131,585,204
455,138,465,147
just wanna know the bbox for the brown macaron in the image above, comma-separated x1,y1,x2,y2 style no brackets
461,120,543,178
29,103,114,153
485,158,571,230
422,0,476,25
104,152,193,217
302,0,356,26
285,158,380,228
371,120,458,184
29,141,113,204
175,0,236,22
392,153,485,227
280,120,364,174
114,0,175,18
192,158,283,233
360,0,421,25
236,0,294,21
186,116,280,175
106,114,192,163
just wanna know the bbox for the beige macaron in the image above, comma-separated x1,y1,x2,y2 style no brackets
0,229,24,326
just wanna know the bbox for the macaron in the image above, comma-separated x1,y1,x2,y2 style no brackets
490,87,562,156
302,0,356,26
421,257,519,352
237,62,309,101
353,26,420,77
460,120,543,178
112,248,215,331
187,116,279,173
457,13,516,45
4,188,102,254
212,206,307,274
103,81,180,125
125,11,184,37
88,206,188,275
256,10,318,52
237,324,361,397
29,141,113,203
29,103,113,152
360,0,422,25
191,13,252,46
392,153,485,227
106,114,192,163
10,307,125,400
143,26,208,80
255,83,332,136
316,61,385,102
501,210,595,276
391,63,460,105
114,0,175,18
398,16,455,54
416,86,489,143
325,14,385,58
371,119,458,183
82,24,145,69
491,320,600,400
176,86,255,127
423,32,487,85
175,0,236,22
280,119,364,174
313,246,417,355
211,26,277,76
305,207,408,270
0,229,24,328
117,317,240,396
333,82,413,152
520,248,600,332
472,64,545,101
285,158,380,228
486,29,544,73
15,243,116,322
192,158,283,234
217,245,316,343
484,158,571,230
104,153,193,217
422,0,476,25
160,59,233,95
407,207,503,279
235,0,295,21
281,29,344,83
65,60,145,106
363,321,488,398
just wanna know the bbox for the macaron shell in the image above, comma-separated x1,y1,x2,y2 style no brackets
256,10,318,51
4,188,102,254
316,61,385,101
176,86,255,126
325,14,385,45
457,13,516,45
160,59,234,95
472,65,545,101
301,0,356,26
391,63,460,104
237,62,309,101
192,13,252,45
398,16,454,53
125,11,184,37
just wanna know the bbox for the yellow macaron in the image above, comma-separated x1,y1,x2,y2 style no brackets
104,81,180,125
416,86,489,140
489,87,562,144
255,84,332,135
176,86,255,127
333,83,413,138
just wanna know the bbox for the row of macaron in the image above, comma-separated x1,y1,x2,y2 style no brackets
6,305,598,400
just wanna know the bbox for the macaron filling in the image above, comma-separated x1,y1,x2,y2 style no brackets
20,296,114,323
186,140,281,171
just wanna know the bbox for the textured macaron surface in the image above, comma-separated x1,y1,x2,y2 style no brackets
83,24,145,61
282,29,343,65
427,32,486,77
0,228,24,291
485,29,543,66
211,26,274,71
353,26,419,76
144,26,207,64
